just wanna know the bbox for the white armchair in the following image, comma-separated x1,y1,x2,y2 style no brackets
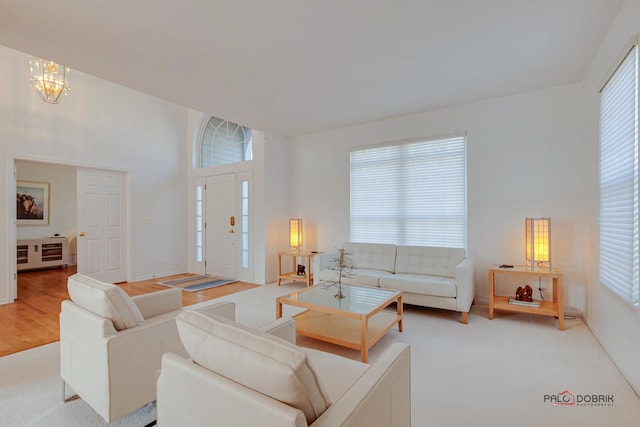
157,310,411,427
59,274,234,423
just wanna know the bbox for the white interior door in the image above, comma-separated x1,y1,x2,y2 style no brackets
77,168,128,283
205,174,236,277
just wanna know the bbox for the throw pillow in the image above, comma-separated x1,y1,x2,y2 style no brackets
67,273,144,331
176,310,331,424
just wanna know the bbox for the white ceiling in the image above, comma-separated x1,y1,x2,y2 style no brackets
0,1,624,136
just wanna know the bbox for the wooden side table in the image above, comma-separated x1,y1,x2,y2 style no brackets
488,265,564,330
277,250,321,287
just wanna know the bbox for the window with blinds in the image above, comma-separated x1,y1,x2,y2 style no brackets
599,43,639,307
350,134,467,248
199,116,253,168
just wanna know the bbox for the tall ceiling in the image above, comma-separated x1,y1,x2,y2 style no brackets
0,0,624,136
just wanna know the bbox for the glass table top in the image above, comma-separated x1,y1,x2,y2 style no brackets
280,283,399,315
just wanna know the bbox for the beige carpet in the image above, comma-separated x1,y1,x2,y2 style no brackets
2,282,640,426
192,282,640,426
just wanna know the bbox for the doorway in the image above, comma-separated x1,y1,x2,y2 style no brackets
201,171,253,282
76,168,128,283
205,174,236,277
10,158,130,301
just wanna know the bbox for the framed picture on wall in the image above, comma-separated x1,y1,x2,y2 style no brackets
16,181,49,225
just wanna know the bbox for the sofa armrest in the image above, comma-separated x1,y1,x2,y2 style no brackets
60,300,118,342
455,257,476,313
312,343,411,427
313,250,339,278
258,318,296,343
132,288,182,320
185,300,236,322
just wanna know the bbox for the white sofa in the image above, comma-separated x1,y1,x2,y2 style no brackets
157,309,411,427
314,242,475,323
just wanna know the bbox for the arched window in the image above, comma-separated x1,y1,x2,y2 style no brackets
199,116,253,167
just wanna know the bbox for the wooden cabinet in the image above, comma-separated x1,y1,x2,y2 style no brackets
17,238,69,271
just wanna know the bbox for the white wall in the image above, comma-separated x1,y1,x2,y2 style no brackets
291,82,588,312
0,44,189,303
15,160,77,264
263,132,293,284
582,0,640,395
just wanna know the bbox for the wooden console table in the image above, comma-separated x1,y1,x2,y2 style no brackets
277,250,321,287
488,265,564,330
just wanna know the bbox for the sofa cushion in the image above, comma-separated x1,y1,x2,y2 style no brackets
380,273,457,298
67,273,144,331
344,242,397,273
300,347,368,402
395,246,466,278
176,310,331,425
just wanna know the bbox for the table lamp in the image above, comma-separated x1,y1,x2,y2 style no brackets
525,217,551,271
289,219,303,251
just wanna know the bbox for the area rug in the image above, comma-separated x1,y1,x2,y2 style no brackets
156,275,237,292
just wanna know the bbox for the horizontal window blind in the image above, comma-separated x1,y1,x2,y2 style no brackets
350,135,466,248
200,117,252,167
599,44,639,306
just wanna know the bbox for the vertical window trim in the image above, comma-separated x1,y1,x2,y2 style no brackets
195,183,204,265
240,179,250,269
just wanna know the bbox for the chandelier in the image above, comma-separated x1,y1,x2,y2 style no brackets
28,57,71,104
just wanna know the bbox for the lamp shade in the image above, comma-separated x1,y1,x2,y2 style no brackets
289,219,303,251
525,217,551,270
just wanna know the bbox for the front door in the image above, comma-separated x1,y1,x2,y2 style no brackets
76,168,128,283
205,174,236,277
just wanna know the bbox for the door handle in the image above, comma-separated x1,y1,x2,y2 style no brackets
79,232,85,237
230,216,235,226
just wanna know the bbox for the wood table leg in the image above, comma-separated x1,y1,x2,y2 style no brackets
360,317,368,363
305,254,312,287
488,270,495,320
556,276,565,330
276,299,282,319
397,295,403,332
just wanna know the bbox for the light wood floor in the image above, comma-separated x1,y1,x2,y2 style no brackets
0,266,258,357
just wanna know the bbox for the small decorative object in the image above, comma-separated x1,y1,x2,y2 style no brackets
296,264,306,276
321,247,354,299
515,285,533,302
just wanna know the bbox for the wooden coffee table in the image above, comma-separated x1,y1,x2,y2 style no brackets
276,283,403,362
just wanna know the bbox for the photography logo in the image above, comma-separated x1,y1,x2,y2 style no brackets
545,390,576,406
544,390,614,407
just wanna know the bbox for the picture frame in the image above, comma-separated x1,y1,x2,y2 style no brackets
16,181,49,225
